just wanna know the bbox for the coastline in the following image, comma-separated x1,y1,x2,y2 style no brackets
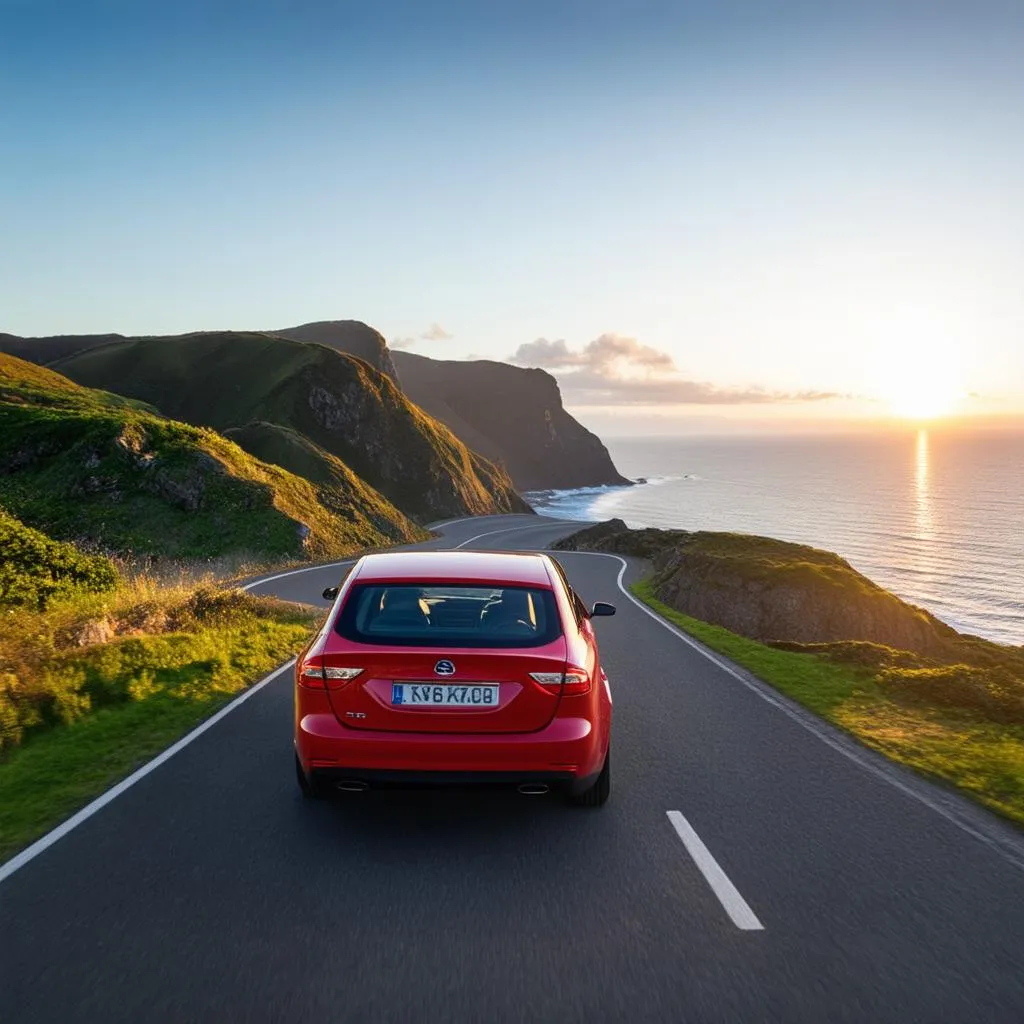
524,483,633,523
524,476,681,523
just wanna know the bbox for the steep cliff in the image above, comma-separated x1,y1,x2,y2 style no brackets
270,320,398,381
52,333,529,522
392,351,630,491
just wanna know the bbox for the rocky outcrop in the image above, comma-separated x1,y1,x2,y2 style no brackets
392,351,630,491
270,320,398,381
223,422,425,543
290,358,529,520
555,520,958,657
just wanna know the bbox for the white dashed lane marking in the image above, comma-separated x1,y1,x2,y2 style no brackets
666,810,765,931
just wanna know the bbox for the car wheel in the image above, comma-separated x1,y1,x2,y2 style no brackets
295,753,329,799
570,749,610,807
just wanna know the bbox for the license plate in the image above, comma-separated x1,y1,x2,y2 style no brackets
391,683,500,707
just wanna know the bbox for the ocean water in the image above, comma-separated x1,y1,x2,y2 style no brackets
527,429,1024,646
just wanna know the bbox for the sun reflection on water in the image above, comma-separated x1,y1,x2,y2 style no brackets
914,429,933,539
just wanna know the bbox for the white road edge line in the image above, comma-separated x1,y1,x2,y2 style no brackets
454,520,587,549
425,515,475,529
241,559,356,591
0,660,295,885
666,810,764,931
426,513,528,530
242,515,564,588
558,550,1024,875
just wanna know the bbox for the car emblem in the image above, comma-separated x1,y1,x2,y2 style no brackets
434,659,456,676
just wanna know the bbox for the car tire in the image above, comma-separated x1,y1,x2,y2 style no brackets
570,748,610,807
295,753,329,799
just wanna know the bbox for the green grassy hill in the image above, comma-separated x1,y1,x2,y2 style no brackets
0,353,420,560
53,332,529,522
0,332,128,366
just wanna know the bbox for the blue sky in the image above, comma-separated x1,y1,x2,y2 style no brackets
2,1,1022,431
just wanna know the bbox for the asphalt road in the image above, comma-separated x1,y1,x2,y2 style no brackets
3,513,1024,1022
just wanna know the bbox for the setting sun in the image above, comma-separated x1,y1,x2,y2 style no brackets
868,316,965,421
889,383,960,420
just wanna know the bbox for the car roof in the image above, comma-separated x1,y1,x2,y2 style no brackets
353,550,555,587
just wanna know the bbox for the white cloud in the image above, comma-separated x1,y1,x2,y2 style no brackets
390,323,454,349
510,333,840,406
420,322,453,341
512,334,673,371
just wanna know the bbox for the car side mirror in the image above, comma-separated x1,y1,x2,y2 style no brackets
322,586,339,601
591,602,616,617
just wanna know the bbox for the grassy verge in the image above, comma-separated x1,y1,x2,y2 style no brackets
0,583,318,862
630,578,1024,827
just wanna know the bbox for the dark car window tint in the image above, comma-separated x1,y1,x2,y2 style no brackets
335,583,562,648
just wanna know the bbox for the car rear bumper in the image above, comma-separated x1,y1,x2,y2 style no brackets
296,711,606,790
306,767,582,791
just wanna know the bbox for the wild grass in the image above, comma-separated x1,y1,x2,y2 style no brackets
0,572,316,751
631,579,1024,827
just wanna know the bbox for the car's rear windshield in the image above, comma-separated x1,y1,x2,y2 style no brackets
335,583,562,648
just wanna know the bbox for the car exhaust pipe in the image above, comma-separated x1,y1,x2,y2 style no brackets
517,783,550,795
336,779,369,792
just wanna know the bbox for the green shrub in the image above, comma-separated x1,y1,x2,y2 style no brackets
0,509,117,610
878,663,1024,725
769,639,930,671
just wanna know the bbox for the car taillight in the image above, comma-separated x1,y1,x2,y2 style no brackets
298,657,363,688
530,667,591,696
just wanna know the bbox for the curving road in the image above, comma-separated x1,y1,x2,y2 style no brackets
3,514,1024,1022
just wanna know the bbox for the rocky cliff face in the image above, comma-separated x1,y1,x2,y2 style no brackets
53,333,529,523
222,422,425,544
270,321,398,381
556,520,958,657
391,351,630,491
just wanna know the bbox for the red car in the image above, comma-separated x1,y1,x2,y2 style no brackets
294,550,615,806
